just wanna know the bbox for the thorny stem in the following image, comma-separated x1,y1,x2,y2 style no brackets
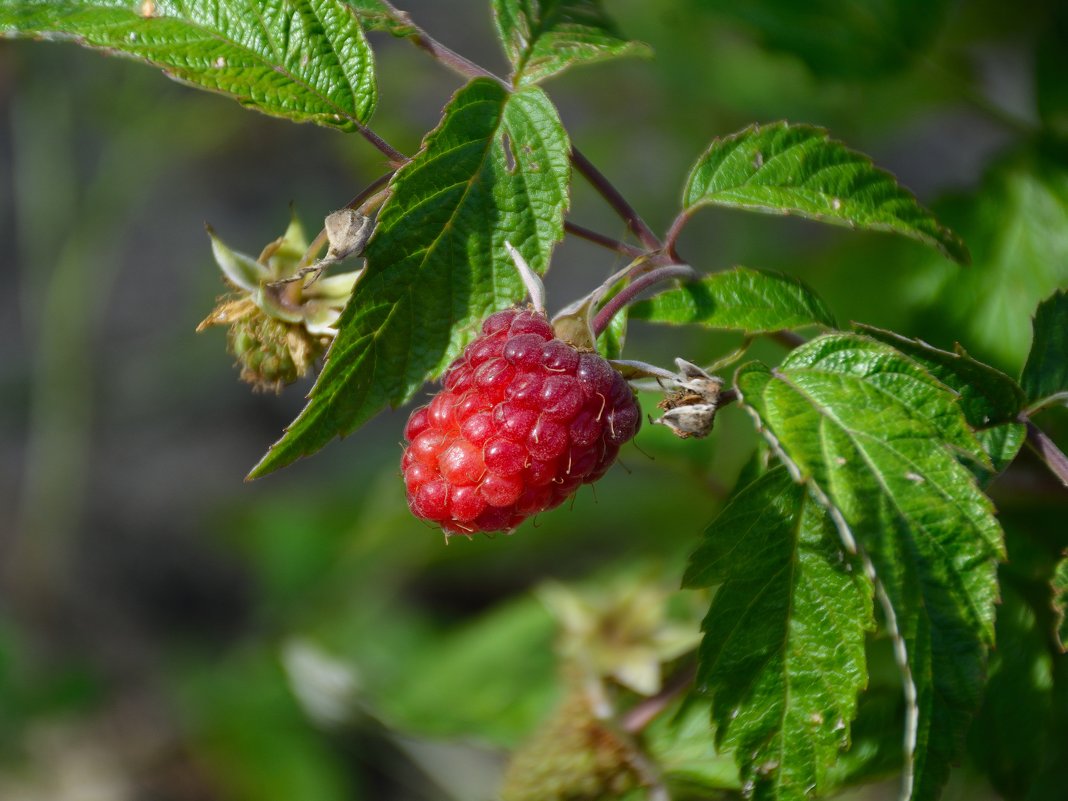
591,264,696,336
564,221,646,259
621,661,698,734
1024,419,1068,488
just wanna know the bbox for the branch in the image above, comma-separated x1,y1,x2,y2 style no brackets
621,662,697,734
768,330,807,350
570,147,663,252
564,221,646,259
1024,419,1068,488
591,264,696,336
355,124,408,168
663,209,691,261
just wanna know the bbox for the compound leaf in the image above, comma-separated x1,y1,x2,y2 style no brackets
492,0,651,86
735,333,1005,801
682,123,968,264
250,78,570,476
630,266,836,333
1021,289,1068,410
0,0,377,129
684,466,873,801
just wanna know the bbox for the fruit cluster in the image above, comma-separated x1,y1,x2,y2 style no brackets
401,308,641,534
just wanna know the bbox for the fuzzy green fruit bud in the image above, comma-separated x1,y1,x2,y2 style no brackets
500,688,640,801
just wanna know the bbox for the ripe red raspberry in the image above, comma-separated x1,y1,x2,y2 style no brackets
401,308,641,535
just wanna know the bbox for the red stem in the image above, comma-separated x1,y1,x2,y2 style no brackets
621,662,697,733
663,209,691,261
564,221,645,258
1024,420,1068,488
591,264,695,336
570,147,663,253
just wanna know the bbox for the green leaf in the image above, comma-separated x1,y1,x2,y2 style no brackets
492,0,651,86
250,79,570,476
907,149,1068,370
856,325,1024,427
1021,289,1068,410
690,0,949,81
856,324,1027,477
681,123,969,264
734,333,1005,801
0,0,376,129
630,266,836,333
1055,555,1068,653
683,466,873,801
344,0,416,36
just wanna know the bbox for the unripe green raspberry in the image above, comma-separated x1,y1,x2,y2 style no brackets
226,310,329,393
500,687,640,801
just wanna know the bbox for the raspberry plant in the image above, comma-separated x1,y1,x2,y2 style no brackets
3,2,1068,801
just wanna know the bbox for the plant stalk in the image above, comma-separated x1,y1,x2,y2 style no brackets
1024,419,1068,488
591,264,696,336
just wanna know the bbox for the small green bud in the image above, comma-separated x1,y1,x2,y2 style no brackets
501,687,640,801
198,212,361,391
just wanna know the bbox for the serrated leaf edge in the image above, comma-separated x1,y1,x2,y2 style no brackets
733,368,918,801
682,122,970,265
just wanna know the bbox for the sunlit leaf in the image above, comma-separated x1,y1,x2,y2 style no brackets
734,333,1005,801
630,266,836,333
1055,555,1068,653
492,0,651,86
684,466,873,801
250,78,570,476
0,0,377,129
857,324,1026,477
682,123,968,264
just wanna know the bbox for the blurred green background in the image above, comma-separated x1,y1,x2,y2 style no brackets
1,1,1067,799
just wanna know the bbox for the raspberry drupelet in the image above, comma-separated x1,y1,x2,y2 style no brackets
401,308,641,535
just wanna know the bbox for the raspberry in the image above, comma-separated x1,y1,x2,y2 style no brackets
401,308,641,535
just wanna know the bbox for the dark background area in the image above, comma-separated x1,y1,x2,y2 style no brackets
1,1,1067,799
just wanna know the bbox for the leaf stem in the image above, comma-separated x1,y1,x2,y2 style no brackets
768,330,807,349
354,123,409,167
663,209,691,260
591,264,696,336
1024,419,1068,488
570,146,663,252
377,0,506,86
621,661,698,734
564,221,646,258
